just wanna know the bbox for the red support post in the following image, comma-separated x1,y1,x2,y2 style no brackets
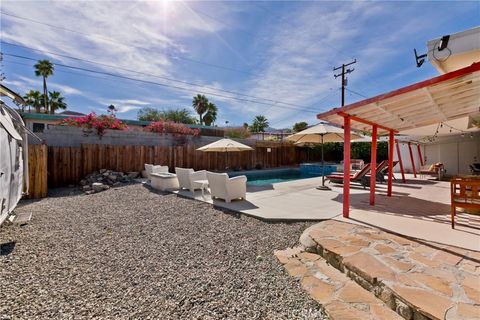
396,140,406,183
343,116,351,218
417,144,424,166
408,142,417,178
370,125,378,205
388,131,394,197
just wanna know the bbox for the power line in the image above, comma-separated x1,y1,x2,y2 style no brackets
344,87,368,99
269,88,338,127
0,10,253,75
3,52,320,114
1,41,313,110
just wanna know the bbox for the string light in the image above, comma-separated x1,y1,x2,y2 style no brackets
422,122,473,143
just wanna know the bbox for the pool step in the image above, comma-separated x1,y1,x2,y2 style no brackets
275,248,403,320
278,220,480,320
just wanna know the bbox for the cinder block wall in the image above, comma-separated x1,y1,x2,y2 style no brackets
29,125,253,148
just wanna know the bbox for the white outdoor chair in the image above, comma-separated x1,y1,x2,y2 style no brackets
144,164,169,180
175,167,207,194
206,172,247,203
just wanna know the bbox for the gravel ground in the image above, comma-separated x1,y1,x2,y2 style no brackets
0,183,325,319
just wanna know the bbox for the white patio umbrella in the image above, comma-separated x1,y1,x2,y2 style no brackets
197,138,253,170
286,122,363,190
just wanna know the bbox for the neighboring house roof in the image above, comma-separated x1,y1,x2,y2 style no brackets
18,112,222,130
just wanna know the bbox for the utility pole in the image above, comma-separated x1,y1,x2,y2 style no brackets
334,59,356,106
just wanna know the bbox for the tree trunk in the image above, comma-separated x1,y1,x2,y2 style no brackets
43,77,48,113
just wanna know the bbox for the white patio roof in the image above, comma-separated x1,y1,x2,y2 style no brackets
317,62,480,135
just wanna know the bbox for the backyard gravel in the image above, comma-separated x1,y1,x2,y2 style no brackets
0,183,324,319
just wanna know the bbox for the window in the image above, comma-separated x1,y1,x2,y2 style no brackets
32,123,45,133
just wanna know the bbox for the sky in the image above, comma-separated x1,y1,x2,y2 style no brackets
1,0,479,129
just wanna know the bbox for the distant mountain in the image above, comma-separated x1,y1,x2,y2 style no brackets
58,110,86,116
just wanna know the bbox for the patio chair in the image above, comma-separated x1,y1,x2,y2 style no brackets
469,163,480,175
326,163,372,188
372,160,399,183
144,164,169,180
175,167,207,194
419,163,445,180
206,172,247,203
450,177,480,228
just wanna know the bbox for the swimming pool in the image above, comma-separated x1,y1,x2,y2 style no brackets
230,168,322,186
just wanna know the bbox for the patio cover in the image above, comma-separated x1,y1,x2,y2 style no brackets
316,61,480,219
317,62,480,134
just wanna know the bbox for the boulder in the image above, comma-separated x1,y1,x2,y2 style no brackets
127,172,139,179
92,182,105,192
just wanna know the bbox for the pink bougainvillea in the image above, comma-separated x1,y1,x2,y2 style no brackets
145,120,200,136
60,113,128,137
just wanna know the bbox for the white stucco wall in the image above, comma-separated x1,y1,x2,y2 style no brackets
394,134,480,176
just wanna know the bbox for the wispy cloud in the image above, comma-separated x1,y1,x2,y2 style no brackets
115,105,143,114
4,75,83,96
1,1,232,79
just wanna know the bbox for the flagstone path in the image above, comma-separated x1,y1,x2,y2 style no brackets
275,220,480,320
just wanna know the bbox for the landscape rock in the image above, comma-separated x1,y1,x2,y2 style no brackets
79,169,140,195
92,183,105,192
127,172,139,179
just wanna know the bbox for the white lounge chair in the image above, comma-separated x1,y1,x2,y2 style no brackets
206,172,247,203
144,164,169,180
175,167,207,194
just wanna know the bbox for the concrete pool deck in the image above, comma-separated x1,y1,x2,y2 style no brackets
174,174,480,251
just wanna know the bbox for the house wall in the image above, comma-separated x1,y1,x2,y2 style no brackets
394,134,480,176
424,137,479,176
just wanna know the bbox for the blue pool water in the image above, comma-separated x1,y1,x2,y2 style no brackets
230,168,323,186
246,172,319,186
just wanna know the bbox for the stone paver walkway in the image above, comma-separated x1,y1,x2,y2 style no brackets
275,248,403,320
276,220,480,320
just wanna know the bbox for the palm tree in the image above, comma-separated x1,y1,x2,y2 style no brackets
192,94,209,125
23,90,43,113
34,59,54,113
203,102,218,126
251,115,269,132
48,91,67,114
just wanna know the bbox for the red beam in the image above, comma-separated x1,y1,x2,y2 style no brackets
396,140,406,182
337,112,398,133
370,125,378,205
417,144,424,166
343,116,351,218
408,142,417,178
317,62,480,120
388,131,394,196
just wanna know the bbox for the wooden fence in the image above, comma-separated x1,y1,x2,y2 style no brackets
25,142,319,192
43,143,316,187
26,144,48,199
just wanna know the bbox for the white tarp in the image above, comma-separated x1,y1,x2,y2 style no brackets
0,104,26,225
